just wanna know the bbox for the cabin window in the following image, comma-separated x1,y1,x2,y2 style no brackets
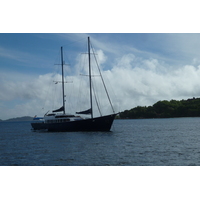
46,119,71,123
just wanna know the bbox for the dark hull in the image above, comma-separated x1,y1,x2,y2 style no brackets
31,114,116,132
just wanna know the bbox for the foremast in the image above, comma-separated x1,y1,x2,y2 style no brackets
58,41,92,117
61,46,65,114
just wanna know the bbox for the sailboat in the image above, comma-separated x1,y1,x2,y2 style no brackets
31,37,117,132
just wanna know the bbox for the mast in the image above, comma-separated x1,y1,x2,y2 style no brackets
88,37,93,118
61,46,65,114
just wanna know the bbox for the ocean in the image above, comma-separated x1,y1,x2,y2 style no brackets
1,117,200,166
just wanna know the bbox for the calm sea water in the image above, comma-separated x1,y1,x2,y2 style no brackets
1,118,200,166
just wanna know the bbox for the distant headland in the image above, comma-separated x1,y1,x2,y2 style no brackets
0,116,33,122
118,97,200,119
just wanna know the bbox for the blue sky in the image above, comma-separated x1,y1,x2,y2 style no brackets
2,33,200,119
2,33,200,75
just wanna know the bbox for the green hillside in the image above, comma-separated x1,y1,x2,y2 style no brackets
119,97,200,119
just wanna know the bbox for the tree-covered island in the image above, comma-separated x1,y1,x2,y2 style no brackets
119,97,200,119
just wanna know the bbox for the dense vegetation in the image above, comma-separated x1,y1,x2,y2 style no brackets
119,97,200,119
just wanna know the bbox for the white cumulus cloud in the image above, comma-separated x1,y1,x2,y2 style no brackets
1,50,200,120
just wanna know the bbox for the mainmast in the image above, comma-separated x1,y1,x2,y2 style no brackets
61,46,65,114
88,37,93,118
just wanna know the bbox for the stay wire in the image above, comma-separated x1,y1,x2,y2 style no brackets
90,42,115,114
41,48,62,113
91,64,102,116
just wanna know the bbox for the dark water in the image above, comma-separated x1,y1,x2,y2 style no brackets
1,118,200,166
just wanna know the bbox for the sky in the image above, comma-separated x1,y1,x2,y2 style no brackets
1,33,200,119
